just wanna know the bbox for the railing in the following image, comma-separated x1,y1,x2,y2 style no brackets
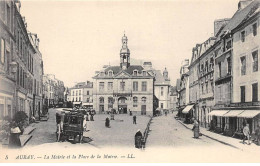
142,116,153,149
113,90,132,97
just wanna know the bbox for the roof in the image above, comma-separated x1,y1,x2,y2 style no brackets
105,66,122,75
124,65,144,75
154,70,166,84
217,0,260,39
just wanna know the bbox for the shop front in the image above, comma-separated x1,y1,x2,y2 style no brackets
208,110,229,133
182,104,194,124
222,110,244,136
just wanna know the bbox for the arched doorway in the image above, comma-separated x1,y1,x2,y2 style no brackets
118,97,127,114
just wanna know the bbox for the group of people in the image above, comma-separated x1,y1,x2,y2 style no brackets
242,123,260,145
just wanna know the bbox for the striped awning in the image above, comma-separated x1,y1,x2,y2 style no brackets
223,110,244,117
237,110,260,118
182,105,194,114
209,110,229,116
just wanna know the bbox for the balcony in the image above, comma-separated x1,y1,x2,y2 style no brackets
113,90,132,97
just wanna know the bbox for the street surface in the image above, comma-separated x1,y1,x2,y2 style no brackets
13,109,260,162
146,112,230,148
26,108,150,148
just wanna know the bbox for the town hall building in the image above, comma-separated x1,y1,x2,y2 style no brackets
93,34,172,116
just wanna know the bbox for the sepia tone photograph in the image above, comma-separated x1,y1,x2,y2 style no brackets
0,0,260,163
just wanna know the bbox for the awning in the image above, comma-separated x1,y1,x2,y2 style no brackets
209,110,230,116
73,102,81,104
237,110,260,118
82,103,93,106
182,105,194,114
223,110,244,117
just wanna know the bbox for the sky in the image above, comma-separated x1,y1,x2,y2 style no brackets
20,0,239,87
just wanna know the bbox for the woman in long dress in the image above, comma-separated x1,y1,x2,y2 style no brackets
9,122,22,148
192,120,200,139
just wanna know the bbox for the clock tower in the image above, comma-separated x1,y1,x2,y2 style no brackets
120,33,130,70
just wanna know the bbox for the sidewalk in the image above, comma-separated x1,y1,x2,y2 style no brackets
177,119,260,154
20,123,36,146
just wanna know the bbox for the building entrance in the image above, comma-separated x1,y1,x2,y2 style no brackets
118,97,127,114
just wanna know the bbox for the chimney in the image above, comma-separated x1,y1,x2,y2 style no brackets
142,61,152,70
214,18,230,36
238,0,253,10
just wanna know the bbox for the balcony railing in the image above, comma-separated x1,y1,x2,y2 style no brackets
113,90,132,97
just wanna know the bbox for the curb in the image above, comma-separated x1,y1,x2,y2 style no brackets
177,119,240,150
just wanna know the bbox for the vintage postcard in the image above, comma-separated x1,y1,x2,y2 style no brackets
0,0,260,163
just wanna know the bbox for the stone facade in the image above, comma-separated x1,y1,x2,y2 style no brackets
92,34,154,116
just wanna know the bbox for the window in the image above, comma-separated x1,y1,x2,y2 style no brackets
108,82,113,91
253,23,257,36
0,38,5,64
161,87,164,96
226,40,232,50
201,84,204,94
240,86,245,103
133,97,138,107
6,4,10,28
240,56,246,75
143,71,146,76
252,50,258,72
86,98,89,102
133,71,138,76
161,103,163,109
205,60,208,73
108,71,113,77
218,62,221,78
252,83,258,102
133,81,138,91
76,90,78,96
142,81,147,91
120,81,125,91
73,91,74,96
141,97,146,104
87,91,89,95
227,57,231,75
241,31,245,42
99,82,104,91
108,97,113,104
99,97,104,104
79,97,81,101
79,90,81,95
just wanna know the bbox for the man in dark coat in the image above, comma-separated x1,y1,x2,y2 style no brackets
133,115,137,124
105,117,110,128
135,129,143,148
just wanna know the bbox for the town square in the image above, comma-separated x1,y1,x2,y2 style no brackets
0,0,260,163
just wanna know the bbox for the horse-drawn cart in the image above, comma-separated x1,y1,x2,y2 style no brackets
56,109,84,143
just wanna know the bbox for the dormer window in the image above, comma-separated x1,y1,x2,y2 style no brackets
108,71,113,77
133,70,138,76
100,72,104,76
142,71,146,76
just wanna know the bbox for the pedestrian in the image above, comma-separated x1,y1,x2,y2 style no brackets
192,119,200,139
9,122,22,148
135,129,143,149
243,123,251,145
83,115,87,132
133,115,137,124
105,117,110,128
86,113,89,121
165,110,167,116
129,109,132,116
110,112,115,120
255,125,260,145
